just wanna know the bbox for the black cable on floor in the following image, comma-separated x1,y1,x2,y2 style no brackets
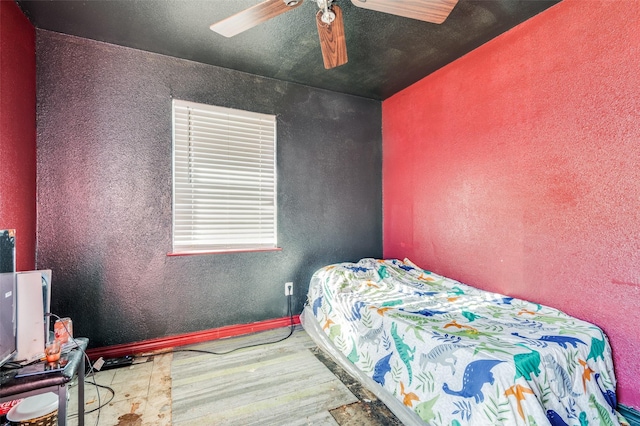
173,294,296,356
82,381,116,414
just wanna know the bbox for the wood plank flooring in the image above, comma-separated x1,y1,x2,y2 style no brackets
66,326,399,425
171,328,357,425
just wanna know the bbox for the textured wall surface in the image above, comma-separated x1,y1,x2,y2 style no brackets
0,0,36,270
383,0,640,409
36,31,382,348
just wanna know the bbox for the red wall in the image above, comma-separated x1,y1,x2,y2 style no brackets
0,0,36,271
383,0,640,409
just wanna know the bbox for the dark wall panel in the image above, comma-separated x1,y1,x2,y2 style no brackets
36,31,382,348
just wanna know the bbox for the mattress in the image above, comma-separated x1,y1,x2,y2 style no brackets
302,258,624,425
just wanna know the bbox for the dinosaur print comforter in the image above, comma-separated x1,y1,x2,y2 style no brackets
304,258,623,426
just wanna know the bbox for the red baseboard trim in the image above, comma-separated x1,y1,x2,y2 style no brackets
86,315,300,360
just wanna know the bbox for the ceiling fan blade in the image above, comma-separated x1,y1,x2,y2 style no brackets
316,5,348,69
210,0,303,38
350,0,458,24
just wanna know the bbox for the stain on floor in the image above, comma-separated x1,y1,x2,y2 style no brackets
115,412,142,426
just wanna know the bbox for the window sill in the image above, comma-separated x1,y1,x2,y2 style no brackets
167,247,283,257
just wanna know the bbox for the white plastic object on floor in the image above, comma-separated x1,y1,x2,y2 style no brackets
6,392,58,422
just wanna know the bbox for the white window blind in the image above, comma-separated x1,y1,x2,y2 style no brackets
172,99,277,253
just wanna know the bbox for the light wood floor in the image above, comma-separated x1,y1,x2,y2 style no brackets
66,326,398,426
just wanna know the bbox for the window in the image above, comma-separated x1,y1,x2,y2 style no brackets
172,99,277,253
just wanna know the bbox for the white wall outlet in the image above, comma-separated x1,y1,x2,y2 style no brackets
285,282,293,296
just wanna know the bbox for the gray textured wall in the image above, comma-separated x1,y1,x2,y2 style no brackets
36,31,382,348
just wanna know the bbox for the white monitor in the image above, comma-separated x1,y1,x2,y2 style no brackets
14,270,52,363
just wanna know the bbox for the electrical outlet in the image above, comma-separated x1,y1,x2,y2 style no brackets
285,282,293,296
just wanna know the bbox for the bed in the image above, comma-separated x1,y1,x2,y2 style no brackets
301,258,625,426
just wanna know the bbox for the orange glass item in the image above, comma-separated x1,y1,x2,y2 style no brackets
45,340,61,364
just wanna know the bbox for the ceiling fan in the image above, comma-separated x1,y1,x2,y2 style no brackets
210,0,459,70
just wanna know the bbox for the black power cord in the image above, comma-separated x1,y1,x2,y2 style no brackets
173,293,296,356
83,381,115,414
